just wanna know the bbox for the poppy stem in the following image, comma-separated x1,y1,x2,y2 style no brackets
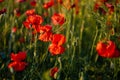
90,25,98,57
12,74,15,80
33,34,37,61
58,57,62,70
79,20,84,55
28,26,33,49
57,57,62,80
8,31,13,54
70,45,76,66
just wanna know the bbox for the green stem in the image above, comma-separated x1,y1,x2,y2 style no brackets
70,46,76,67
12,74,15,80
34,34,37,58
29,27,33,50
90,26,98,57
57,57,62,80
79,20,84,55
58,57,62,70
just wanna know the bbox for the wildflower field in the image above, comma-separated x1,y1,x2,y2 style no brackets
0,0,120,80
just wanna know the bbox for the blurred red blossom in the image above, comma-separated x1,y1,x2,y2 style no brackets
105,3,114,14
0,8,6,15
43,0,64,9
52,34,66,46
94,0,114,15
39,31,53,42
32,25,42,33
94,2,101,12
38,25,52,33
71,0,80,14
25,9,35,16
48,34,66,55
93,2,107,15
43,0,54,9
27,14,43,25
16,0,26,3
23,14,43,29
8,51,27,71
23,21,31,29
96,41,120,58
38,25,53,42
10,52,27,62
0,0,4,3
8,61,27,71
51,13,66,26
50,67,59,79
48,43,65,55
14,8,21,17
12,27,17,33
30,0,36,7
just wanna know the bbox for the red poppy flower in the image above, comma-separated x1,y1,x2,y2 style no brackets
52,34,66,46
8,51,27,71
39,31,53,42
39,25,52,33
50,67,59,78
74,0,80,14
57,0,63,4
48,43,65,55
51,13,65,26
94,3,101,12
94,0,106,10
16,0,26,3
43,0,54,9
30,0,36,7
96,41,107,55
25,9,35,16
8,61,27,71
23,14,43,29
0,8,6,15
94,0,114,15
27,14,43,25
105,3,114,14
112,50,120,57
14,8,21,17
38,25,53,41
96,41,120,58
23,21,31,29
93,2,107,15
10,52,27,61
12,27,17,33
0,0,4,3
32,25,42,33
